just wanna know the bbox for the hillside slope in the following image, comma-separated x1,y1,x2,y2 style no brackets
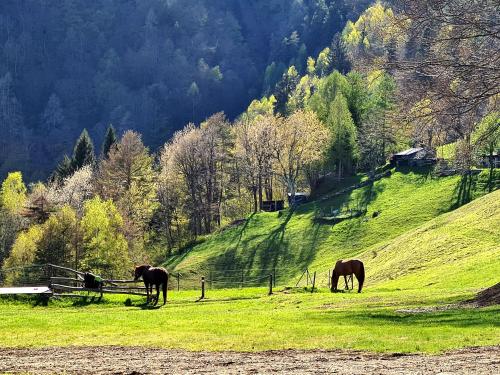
364,188,499,291
166,169,499,290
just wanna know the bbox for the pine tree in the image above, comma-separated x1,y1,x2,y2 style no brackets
71,129,95,171
274,66,299,116
42,94,64,130
101,124,117,158
328,92,359,178
53,155,74,182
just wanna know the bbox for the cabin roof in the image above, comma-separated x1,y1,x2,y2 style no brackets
394,147,423,156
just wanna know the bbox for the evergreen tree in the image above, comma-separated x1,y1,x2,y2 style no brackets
328,92,359,178
42,94,64,130
53,155,74,182
345,72,369,128
370,73,396,160
71,129,95,171
274,66,299,116
101,124,117,158
307,70,350,123
330,33,351,74
0,72,23,135
315,47,332,77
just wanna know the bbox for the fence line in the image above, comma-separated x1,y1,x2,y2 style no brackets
0,264,338,295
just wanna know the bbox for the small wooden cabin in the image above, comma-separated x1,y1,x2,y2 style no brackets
261,200,284,212
288,192,308,206
390,147,436,167
480,152,500,169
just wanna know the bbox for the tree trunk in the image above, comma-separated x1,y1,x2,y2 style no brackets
489,150,494,192
252,187,258,213
258,174,263,211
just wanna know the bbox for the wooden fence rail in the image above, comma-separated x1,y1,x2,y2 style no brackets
51,284,148,297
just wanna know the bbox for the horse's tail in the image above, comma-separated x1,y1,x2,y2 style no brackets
163,272,168,305
357,261,365,293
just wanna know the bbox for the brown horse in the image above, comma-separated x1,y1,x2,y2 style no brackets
134,265,169,305
330,259,365,293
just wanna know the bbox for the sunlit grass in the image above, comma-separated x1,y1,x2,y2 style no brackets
1,170,498,354
0,286,497,353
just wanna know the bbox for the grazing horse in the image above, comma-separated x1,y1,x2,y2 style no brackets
134,265,169,305
330,259,365,293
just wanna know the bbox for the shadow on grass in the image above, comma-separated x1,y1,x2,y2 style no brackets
319,306,500,328
310,173,364,200
164,237,209,270
138,303,162,310
194,294,265,304
70,295,104,307
209,209,297,280
394,165,434,181
451,173,477,209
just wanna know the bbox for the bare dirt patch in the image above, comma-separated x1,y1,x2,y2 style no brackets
395,284,500,314
0,346,498,374
466,283,500,307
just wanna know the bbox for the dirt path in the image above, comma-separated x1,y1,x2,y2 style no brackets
0,346,498,374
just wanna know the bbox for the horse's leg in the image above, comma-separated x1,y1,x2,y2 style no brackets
144,282,149,303
154,284,160,306
331,273,339,292
351,274,354,290
344,275,349,290
163,274,168,305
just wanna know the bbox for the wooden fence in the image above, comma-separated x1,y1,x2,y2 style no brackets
0,264,348,301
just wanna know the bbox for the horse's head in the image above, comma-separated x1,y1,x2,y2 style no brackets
134,264,151,280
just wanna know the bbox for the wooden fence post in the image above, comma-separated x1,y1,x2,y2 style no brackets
268,274,273,295
176,273,180,291
201,277,205,300
295,269,306,287
311,271,316,293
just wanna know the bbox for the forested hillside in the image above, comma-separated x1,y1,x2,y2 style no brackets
0,0,370,180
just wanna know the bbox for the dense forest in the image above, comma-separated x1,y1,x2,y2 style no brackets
0,0,498,280
0,0,371,181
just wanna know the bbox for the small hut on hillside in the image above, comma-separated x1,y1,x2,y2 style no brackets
480,151,500,169
390,147,436,167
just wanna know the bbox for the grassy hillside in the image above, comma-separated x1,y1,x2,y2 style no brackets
166,168,499,291
1,172,498,354
363,188,500,290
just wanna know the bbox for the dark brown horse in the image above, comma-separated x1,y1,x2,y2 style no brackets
134,265,169,305
330,259,365,293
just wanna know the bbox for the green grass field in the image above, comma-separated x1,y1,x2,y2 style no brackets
0,287,498,353
0,169,498,354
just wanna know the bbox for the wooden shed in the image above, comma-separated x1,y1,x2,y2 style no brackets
390,147,436,167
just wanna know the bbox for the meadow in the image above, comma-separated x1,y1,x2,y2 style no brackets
0,170,498,355
0,285,498,353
